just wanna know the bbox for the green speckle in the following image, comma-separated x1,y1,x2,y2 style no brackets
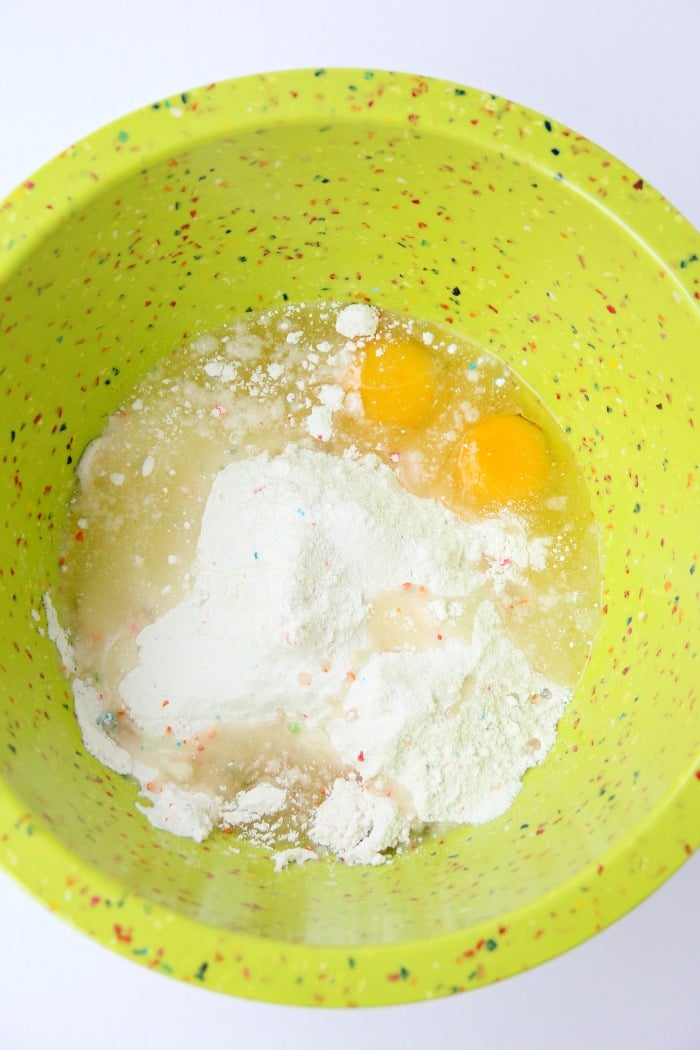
117,130,130,143
287,722,301,734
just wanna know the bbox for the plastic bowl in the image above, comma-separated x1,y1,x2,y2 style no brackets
0,69,698,1007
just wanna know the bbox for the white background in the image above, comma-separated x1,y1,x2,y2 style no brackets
1,2,698,1047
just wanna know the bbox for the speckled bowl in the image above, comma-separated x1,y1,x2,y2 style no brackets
1,69,698,1007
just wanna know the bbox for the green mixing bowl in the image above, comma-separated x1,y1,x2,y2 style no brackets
1,69,698,1007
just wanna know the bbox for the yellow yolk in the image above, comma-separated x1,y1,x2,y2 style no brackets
458,414,552,505
360,338,437,428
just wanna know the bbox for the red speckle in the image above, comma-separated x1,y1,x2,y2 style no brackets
75,530,85,542
633,178,644,190
161,699,170,707
113,924,133,944
606,304,617,314
597,864,605,875
695,770,700,781
411,79,429,98
487,303,499,314
357,750,365,762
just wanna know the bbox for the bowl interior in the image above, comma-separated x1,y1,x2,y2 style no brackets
1,70,698,1004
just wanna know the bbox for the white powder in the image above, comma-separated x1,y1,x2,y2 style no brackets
136,782,219,843
222,783,287,824
45,292,589,868
335,302,379,339
62,442,566,866
118,446,543,741
311,778,412,866
305,383,346,441
273,847,319,872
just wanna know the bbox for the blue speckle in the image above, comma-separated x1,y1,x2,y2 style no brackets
253,551,260,560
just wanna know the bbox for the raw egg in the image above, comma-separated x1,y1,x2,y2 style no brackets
458,413,552,505
360,338,437,428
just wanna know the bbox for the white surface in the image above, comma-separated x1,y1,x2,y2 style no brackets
1,1,698,1048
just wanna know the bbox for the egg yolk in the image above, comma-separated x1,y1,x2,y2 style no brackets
458,414,552,505
360,338,437,428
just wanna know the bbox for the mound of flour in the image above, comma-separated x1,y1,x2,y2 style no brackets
54,444,570,865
